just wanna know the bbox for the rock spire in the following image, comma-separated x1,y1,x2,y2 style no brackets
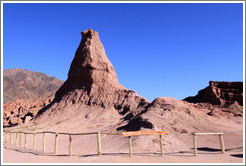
35,29,149,119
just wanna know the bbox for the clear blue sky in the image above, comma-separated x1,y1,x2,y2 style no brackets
3,3,243,102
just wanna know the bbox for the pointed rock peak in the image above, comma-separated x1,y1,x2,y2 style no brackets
67,28,121,88
35,29,150,119
55,29,124,101
81,28,98,39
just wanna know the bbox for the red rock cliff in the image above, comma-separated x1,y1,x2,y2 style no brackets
184,81,243,106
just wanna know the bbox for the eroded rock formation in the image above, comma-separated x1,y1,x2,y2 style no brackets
184,81,243,106
3,97,53,127
4,29,243,155
35,29,150,122
4,29,243,133
34,29,243,133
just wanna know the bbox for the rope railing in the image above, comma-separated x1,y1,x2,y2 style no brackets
3,130,243,157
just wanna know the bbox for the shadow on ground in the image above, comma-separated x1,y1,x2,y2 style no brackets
4,145,243,158
4,146,194,158
230,154,243,158
190,146,243,153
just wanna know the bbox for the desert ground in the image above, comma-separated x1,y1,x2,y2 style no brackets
3,116,243,164
2,147,243,163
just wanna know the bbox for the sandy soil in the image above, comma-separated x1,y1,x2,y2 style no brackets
3,145,243,164
2,130,243,164
2,103,244,164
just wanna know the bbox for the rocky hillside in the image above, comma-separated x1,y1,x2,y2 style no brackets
3,68,64,103
3,97,54,127
183,81,243,107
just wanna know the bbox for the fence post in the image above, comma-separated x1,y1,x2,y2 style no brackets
160,134,164,157
9,132,12,145
97,132,102,156
24,133,27,148
54,132,58,154
4,131,7,144
15,132,18,146
43,132,46,152
193,133,197,156
128,136,133,157
69,134,72,156
19,132,22,147
219,134,225,153
33,133,36,150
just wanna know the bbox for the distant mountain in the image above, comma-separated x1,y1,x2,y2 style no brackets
3,68,64,103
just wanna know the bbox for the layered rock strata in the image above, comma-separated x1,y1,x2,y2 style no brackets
184,81,243,106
